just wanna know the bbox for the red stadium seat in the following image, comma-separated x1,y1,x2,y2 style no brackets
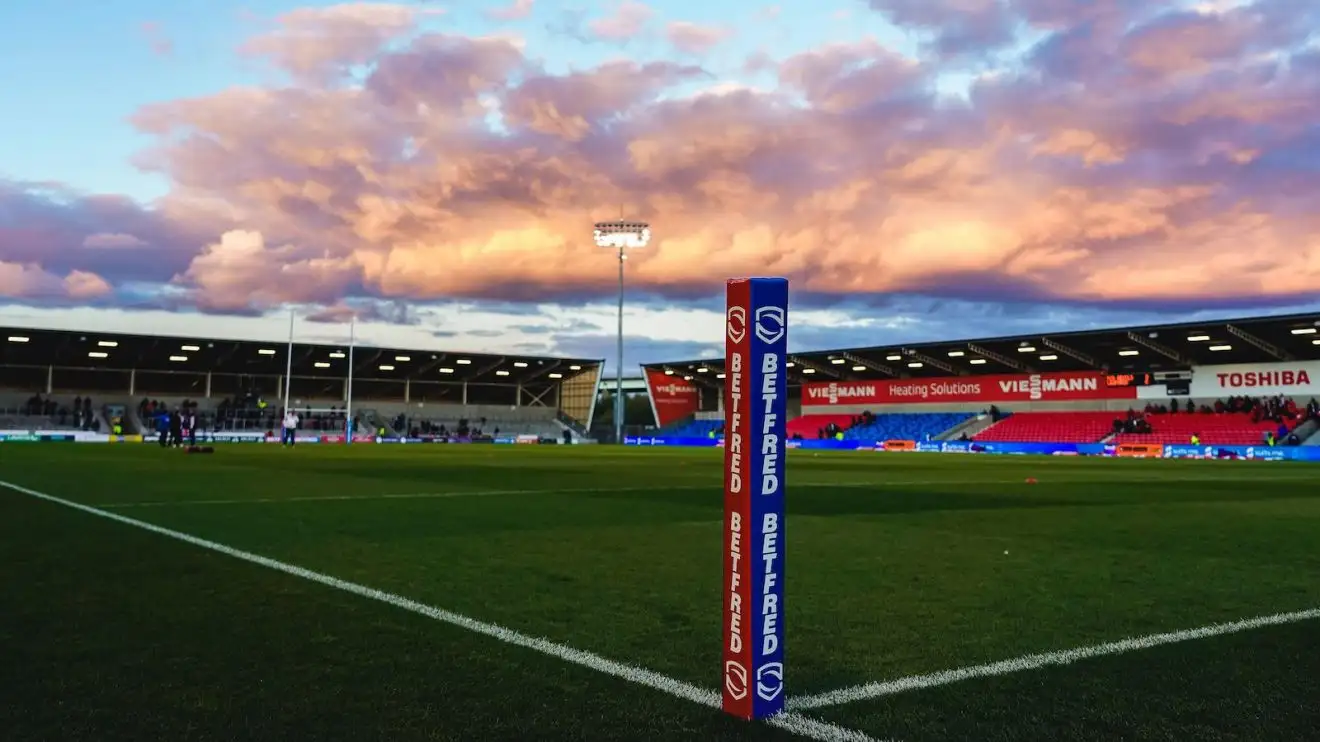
1111,412,1292,446
973,411,1119,443
787,414,855,439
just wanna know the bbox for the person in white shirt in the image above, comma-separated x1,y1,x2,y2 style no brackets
282,410,299,446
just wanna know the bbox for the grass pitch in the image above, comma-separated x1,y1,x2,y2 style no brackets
1,444,1317,741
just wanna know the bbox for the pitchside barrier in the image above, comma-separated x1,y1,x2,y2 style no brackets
722,277,789,720
623,435,1320,461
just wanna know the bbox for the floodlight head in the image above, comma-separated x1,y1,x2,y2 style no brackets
594,220,651,249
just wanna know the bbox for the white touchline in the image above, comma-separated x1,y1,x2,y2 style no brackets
0,479,888,742
787,607,1320,711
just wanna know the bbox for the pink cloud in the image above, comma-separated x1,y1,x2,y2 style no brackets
664,22,732,55
486,0,534,21
587,1,654,41
0,262,111,300
141,22,173,56
5,0,1320,318
82,233,149,248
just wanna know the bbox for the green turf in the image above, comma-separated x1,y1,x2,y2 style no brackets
1,444,1317,741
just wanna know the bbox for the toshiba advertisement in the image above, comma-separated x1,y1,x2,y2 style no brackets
1189,361,1320,397
801,371,1137,406
644,368,700,426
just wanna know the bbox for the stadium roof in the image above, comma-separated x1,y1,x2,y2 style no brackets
646,312,1320,388
0,325,600,385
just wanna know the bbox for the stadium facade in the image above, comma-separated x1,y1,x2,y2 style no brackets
0,325,604,443
640,312,1320,455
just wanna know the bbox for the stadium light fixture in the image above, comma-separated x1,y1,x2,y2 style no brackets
181,345,200,351
496,370,510,376
569,364,581,370
1039,354,1058,361
969,359,987,365
1017,346,1036,352
98,340,118,347
716,372,726,379
169,356,188,362
456,359,472,365
439,367,454,374
886,354,901,361
88,351,108,358
802,368,815,374
664,368,674,375
908,362,924,368
395,355,411,362
513,361,529,368
697,367,709,372
7,336,28,342
1118,350,1140,356
785,362,795,368
379,364,395,371
258,349,277,355
596,218,651,445
314,362,330,368
683,375,692,380
1208,344,1232,351
947,351,965,357
1187,334,1210,341
329,351,346,359
851,365,866,371
830,358,846,365
1292,328,1317,335
1313,339,1320,345
548,372,563,379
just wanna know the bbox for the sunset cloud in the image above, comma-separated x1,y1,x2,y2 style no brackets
2,0,1320,361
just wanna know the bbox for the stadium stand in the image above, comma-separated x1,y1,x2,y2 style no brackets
660,418,723,438
843,412,973,441
1111,412,1287,446
0,392,104,432
973,411,1119,443
787,413,854,439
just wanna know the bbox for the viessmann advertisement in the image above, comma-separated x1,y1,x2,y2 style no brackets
801,371,1138,406
644,368,701,426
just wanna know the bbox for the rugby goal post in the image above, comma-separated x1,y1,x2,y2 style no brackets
722,277,788,719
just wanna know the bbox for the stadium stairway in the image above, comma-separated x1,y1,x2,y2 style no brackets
974,411,1118,443
1112,412,1295,446
843,412,974,442
1295,419,1320,445
935,413,1001,441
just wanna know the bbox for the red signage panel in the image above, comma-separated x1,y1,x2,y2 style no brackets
802,371,1137,406
644,368,700,426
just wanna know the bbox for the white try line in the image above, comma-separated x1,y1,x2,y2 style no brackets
0,479,885,742
788,606,1320,711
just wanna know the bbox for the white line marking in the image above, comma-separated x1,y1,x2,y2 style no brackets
84,478,1098,508
0,479,884,742
93,474,1315,509
788,607,1320,711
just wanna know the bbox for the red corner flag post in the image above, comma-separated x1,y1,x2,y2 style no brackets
722,277,787,719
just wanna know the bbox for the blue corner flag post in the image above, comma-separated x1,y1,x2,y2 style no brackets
721,277,788,720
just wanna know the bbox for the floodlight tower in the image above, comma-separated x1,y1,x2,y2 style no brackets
594,220,652,444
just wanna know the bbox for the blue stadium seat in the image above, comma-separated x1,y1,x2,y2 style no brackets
842,412,973,442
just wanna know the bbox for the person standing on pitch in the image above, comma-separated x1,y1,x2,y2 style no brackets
282,408,300,446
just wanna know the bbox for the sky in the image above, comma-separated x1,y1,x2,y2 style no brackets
2,0,1319,371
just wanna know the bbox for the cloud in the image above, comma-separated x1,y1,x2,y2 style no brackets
664,22,732,55
587,1,654,41
141,22,173,56
3,0,1320,343
486,0,534,21
0,262,111,301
